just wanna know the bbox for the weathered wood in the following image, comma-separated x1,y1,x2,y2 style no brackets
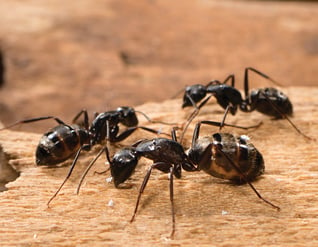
0,87,317,246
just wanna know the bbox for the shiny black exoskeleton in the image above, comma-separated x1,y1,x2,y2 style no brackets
182,67,293,118
36,121,90,166
1,115,91,166
101,130,197,238
109,138,197,187
1,107,160,166
4,107,170,207
181,67,310,139
103,125,279,238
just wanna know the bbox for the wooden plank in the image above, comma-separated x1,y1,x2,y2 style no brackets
0,87,317,246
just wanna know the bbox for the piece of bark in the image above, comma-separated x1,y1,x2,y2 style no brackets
0,87,317,246
0,144,19,192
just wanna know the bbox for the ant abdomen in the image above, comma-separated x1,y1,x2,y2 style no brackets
248,87,293,118
36,125,90,166
188,133,264,182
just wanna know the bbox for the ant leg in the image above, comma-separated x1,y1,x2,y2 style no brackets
47,144,90,206
242,68,311,139
185,92,201,109
171,127,178,142
0,116,67,130
130,162,176,238
179,95,213,143
222,74,235,87
130,164,155,223
91,145,113,175
261,93,314,141
93,170,109,175
216,145,280,210
244,67,283,100
130,162,170,223
138,126,170,137
218,100,254,131
168,166,176,239
112,127,145,142
204,79,222,87
191,122,202,148
111,126,168,143
200,120,262,131
219,104,232,131
76,146,110,194
170,87,186,99
72,109,89,130
205,75,235,88
191,121,262,149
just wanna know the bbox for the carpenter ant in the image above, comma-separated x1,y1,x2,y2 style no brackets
181,67,311,140
104,129,197,238
0,107,171,204
87,122,279,238
0,106,169,166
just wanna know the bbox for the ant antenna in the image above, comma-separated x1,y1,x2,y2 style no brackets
179,96,212,143
135,110,177,126
0,116,67,131
76,147,110,194
77,120,113,194
170,87,187,99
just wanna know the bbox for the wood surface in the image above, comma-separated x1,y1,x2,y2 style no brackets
0,87,318,246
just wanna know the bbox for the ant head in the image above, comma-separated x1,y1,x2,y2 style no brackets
182,84,207,108
110,147,140,187
117,106,139,127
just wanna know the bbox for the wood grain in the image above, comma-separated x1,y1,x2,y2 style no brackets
0,87,317,246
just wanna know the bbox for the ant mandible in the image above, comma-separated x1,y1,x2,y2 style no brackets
85,121,279,238
181,67,311,140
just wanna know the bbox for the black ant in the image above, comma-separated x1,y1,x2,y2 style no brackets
81,121,279,238
181,67,311,140
0,106,169,166
0,107,174,203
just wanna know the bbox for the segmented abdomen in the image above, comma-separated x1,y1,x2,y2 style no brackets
36,125,89,166
206,133,264,182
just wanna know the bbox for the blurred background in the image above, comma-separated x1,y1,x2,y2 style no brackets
0,0,317,132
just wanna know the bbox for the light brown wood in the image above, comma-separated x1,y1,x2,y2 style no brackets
0,87,317,246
